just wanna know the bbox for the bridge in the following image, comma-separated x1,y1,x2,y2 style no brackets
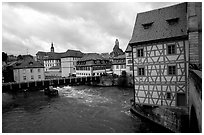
2,76,100,93
188,70,202,132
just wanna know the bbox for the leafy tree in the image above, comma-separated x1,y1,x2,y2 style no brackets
2,52,8,62
17,55,23,60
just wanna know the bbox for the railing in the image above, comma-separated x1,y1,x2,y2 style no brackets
2,76,100,93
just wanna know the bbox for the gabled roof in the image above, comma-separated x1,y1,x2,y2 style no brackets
13,59,44,69
61,49,83,58
78,53,107,61
129,2,188,45
125,44,132,52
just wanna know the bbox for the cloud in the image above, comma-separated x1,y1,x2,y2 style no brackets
2,2,179,56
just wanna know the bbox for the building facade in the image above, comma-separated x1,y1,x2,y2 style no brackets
61,50,83,77
76,53,112,77
125,44,133,75
129,3,189,107
13,60,45,82
112,54,126,76
36,43,63,78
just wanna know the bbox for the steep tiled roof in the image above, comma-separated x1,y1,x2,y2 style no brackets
43,52,63,60
78,53,106,61
125,44,132,52
13,59,44,69
36,51,47,56
129,2,188,45
61,49,83,58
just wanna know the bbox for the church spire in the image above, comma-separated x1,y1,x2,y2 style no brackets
51,42,54,52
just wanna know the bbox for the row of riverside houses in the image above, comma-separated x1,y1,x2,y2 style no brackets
3,38,131,83
35,39,132,79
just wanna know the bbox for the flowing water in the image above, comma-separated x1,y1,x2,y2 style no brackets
2,86,168,133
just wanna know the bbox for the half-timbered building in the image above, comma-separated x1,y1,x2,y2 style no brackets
129,3,189,107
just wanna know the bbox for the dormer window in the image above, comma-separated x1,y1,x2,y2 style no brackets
29,62,33,65
142,22,154,29
166,18,179,25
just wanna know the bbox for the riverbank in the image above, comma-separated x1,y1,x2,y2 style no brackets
130,104,189,133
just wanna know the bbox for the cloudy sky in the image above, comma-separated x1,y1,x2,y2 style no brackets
2,2,179,56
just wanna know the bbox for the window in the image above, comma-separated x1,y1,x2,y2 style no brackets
142,22,154,29
30,69,33,73
138,67,145,76
166,18,179,25
38,75,41,79
128,52,132,57
137,48,144,57
23,76,26,80
130,66,133,71
128,60,132,64
31,75,34,80
23,69,26,74
116,65,119,69
166,92,171,100
38,68,41,72
168,65,176,75
167,44,176,55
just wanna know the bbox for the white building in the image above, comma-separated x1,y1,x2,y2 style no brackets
61,50,83,77
13,60,45,82
36,43,63,78
112,54,126,76
76,53,112,77
125,44,133,75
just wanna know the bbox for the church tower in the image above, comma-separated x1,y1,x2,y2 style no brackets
110,39,124,57
51,42,54,52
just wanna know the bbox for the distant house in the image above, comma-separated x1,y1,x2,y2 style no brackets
76,53,112,77
112,54,126,76
125,44,133,75
61,49,83,77
13,59,45,82
129,3,190,107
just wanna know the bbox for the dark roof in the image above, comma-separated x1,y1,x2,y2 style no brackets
112,55,126,65
43,52,63,60
61,49,83,58
78,53,107,61
125,44,132,52
129,2,188,45
101,53,111,59
13,59,44,69
36,51,47,56
113,54,126,59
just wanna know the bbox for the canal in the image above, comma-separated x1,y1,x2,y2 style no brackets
2,85,169,133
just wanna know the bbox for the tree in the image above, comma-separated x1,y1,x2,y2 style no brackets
2,52,8,62
17,55,23,60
